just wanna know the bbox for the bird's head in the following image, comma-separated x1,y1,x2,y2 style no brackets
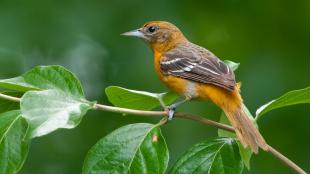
122,21,187,52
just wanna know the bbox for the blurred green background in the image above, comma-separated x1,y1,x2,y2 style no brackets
0,0,309,173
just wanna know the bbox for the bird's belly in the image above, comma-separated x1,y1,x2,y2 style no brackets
184,81,199,98
161,75,198,98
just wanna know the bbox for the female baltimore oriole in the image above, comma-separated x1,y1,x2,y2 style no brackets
122,21,268,153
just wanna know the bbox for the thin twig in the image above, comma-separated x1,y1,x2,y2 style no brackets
0,93,306,174
267,145,306,174
94,104,167,116
94,104,234,132
174,112,235,132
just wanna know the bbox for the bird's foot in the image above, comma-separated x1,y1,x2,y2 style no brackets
167,104,177,120
164,96,192,121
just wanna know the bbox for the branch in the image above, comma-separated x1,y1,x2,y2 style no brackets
95,103,306,174
0,93,306,174
267,145,306,174
94,104,234,132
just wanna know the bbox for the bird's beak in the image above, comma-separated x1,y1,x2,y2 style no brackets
121,28,146,39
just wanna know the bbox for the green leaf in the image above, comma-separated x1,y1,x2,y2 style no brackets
21,89,95,138
218,111,252,170
170,137,243,174
0,65,84,97
224,60,240,71
0,91,22,113
0,77,38,92
0,110,29,174
256,87,310,120
238,145,252,171
6,65,94,138
82,123,169,174
105,86,179,110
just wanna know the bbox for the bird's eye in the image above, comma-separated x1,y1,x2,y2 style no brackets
148,26,158,33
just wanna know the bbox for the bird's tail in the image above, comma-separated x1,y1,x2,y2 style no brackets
201,83,268,153
223,103,268,153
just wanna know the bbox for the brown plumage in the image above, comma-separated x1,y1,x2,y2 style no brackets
160,42,236,91
122,21,268,153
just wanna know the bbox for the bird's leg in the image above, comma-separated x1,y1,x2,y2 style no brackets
167,96,192,120
157,93,167,109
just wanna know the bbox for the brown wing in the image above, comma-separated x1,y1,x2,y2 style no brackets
160,43,236,91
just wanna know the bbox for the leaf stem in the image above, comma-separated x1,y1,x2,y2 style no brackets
0,93,21,102
0,93,306,174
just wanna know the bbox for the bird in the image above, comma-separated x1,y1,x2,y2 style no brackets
121,21,268,153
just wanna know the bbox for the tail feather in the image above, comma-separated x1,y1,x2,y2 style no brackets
224,105,268,153
199,83,268,153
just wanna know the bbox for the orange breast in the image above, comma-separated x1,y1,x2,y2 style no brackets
153,51,164,80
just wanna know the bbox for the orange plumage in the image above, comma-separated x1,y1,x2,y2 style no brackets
122,21,268,153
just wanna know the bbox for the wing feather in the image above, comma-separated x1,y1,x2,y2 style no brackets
160,43,236,91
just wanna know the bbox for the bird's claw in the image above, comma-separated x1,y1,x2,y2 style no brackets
167,105,176,120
